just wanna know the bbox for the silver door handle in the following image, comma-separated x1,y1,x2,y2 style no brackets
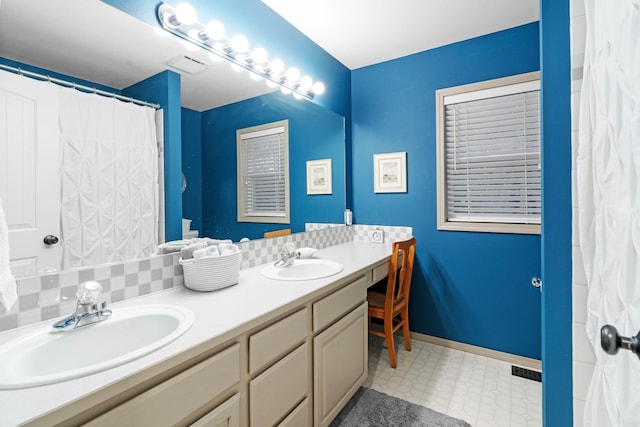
601,325,640,359
531,277,542,290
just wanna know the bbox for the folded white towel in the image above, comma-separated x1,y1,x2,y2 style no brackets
180,241,209,260
157,238,199,254
193,245,220,259
218,244,240,256
0,198,17,315
204,238,233,247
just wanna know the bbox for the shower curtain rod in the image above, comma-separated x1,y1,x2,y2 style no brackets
0,63,161,109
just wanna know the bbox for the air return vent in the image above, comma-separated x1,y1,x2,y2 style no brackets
167,55,208,74
511,365,542,382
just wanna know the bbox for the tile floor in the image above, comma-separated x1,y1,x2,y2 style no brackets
363,336,542,427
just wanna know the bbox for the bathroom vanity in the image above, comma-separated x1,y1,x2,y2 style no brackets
0,242,391,427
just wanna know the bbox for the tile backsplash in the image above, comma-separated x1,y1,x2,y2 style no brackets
1,252,184,333
0,224,412,333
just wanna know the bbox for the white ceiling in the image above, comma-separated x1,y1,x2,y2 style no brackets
0,0,276,111
0,0,539,111
262,0,539,70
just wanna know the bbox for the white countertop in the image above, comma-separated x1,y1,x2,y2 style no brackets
0,241,391,426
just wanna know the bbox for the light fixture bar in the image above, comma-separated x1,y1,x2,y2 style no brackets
157,3,324,101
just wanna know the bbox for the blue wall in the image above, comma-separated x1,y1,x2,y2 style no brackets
200,91,345,241
540,0,573,424
125,70,183,241
182,108,203,234
351,23,542,359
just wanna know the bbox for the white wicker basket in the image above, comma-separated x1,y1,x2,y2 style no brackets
179,250,242,292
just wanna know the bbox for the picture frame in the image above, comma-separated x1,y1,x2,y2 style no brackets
306,159,332,195
374,152,407,193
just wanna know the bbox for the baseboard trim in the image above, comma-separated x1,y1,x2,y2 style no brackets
410,331,542,371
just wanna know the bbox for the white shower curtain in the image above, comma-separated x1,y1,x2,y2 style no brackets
59,89,158,270
578,0,640,425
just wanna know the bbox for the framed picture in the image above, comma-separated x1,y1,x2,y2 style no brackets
374,152,407,193
306,159,332,195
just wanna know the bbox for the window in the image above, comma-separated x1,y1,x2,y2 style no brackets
237,120,290,223
436,72,541,234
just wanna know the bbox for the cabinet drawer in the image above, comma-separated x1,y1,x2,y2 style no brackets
278,397,309,427
191,393,240,427
313,276,366,333
249,308,308,375
372,262,389,284
87,343,240,427
250,343,308,427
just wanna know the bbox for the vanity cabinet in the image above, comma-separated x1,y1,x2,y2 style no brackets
85,343,241,427
313,277,368,427
19,245,389,427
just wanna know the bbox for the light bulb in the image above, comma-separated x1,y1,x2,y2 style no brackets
231,34,249,53
293,92,303,100
285,67,300,83
312,82,325,95
281,86,292,95
299,75,313,90
231,63,244,72
250,72,262,81
174,3,197,26
266,80,278,88
204,20,225,40
269,58,285,75
252,47,268,64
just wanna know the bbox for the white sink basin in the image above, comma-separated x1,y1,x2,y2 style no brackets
261,259,343,281
0,304,194,389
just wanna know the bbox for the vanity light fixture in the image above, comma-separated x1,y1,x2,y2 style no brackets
157,2,325,100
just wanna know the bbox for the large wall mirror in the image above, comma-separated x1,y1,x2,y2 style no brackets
0,0,346,277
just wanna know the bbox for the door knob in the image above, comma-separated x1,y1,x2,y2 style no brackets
531,277,542,290
43,235,59,245
601,324,640,359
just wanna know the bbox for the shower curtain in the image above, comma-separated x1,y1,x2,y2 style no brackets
578,0,640,425
58,89,158,270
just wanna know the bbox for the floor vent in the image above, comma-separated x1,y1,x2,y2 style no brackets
511,366,542,382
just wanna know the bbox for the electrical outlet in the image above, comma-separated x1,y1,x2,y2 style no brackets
368,229,384,243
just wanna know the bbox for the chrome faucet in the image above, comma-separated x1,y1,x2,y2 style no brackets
52,281,112,331
273,242,299,268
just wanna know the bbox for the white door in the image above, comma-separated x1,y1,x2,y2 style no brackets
0,70,60,277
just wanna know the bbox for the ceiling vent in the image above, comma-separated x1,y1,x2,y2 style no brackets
167,55,209,74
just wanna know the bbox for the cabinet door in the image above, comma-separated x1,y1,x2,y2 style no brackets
277,397,309,427
313,302,368,427
191,393,240,427
250,343,308,427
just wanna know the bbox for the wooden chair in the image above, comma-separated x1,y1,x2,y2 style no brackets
367,237,416,368
263,229,291,238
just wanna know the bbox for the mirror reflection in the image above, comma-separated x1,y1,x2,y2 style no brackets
0,0,345,277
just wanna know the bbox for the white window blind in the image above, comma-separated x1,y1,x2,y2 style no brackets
443,83,541,225
238,124,289,220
